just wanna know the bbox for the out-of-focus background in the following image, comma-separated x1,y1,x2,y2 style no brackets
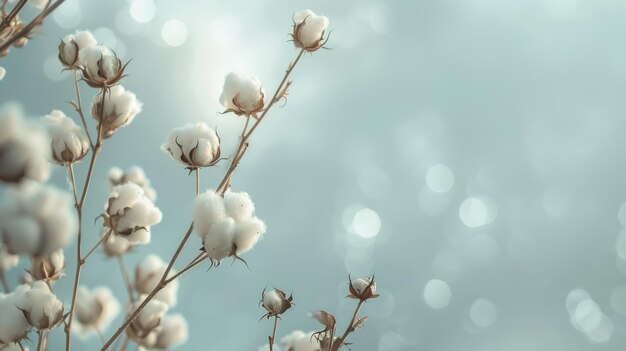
2,0,626,350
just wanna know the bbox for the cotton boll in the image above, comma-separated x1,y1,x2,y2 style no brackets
153,314,189,350
128,296,169,343
74,286,120,335
135,255,179,307
92,85,142,138
261,288,293,317
17,281,64,330
43,109,89,165
105,183,161,244
29,249,65,282
202,218,236,261
0,244,18,270
224,191,255,221
0,105,50,184
293,9,330,52
79,46,125,88
219,72,265,116
59,30,97,68
108,166,157,202
193,190,227,238
233,217,266,255
102,230,132,257
281,331,320,351
0,284,31,344
0,182,75,256
348,276,380,301
162,123,222,169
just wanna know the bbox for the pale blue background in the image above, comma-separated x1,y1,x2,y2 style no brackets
2,0,626,350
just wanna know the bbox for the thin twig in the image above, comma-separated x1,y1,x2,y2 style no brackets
195,168,200,196
0,0,27,33
165,253,206,283
0,0,66,53
117,255,135,302
0,268,9,292
72,69,94,149
332,300,364,351
67,164,78,205
82,229,111,261
269,315,279,351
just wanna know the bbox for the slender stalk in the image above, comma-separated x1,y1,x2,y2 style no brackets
0,0,66,53
0,268,9,292
67,164,78,205
332,300,364,351
0,0,27,33
195,168,200,196
117,255,135,301
165,253,206,283
82,229,110,261
36,330,47,351
66,87,107,351
72,69,94,149
216,49,305,194
269,315,279,351
327,327,335,351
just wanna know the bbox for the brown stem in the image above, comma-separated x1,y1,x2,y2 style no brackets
0,0,26,33
216,49,305,194
165,253,206,283
99,223,195,351
195,168,200,196
269,315,279,351
0,0,66,53
82,229,110,261
117,255,135,302
0,268,9,292
333,300,364,351
72,69,94,149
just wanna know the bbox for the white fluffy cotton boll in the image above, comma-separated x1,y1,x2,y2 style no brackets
219,72,265,116
224,191,255,221
44,110,90,165
74,286,120,335
153,314,189,350
59,30,97,68
202,218,236,261
107,166,157,202
102,230,132,257
193,190,227,238
105,183,162,244
92,85,142,138
79,45,124,88
17,281,64,330
293,9,330,52
129,296,169,338
0,284,31,344
281,331,320,351
233,217,266,255
0,182,75,256
162,123,222,169
0,244,18,270
29,249,65,282
135,255,179,307
0,104,50,184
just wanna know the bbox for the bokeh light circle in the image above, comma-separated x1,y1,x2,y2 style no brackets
352,208,381,238
423,279,452,309
425,164,455,193
162,19,188,47
470,299,498,328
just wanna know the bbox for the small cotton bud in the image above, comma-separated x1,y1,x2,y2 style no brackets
162,123,222,170
73,286,120,335
128,295,169,344
17,281,64,330
103,183,162,245
0,284,31,344
0,244,19,270
219,72,265,116
43,110,90,165
102,230,132,257
58,30,97,68
135,255,179,306
29,249,65,282
348,276,380,301
107,166,157,202
292,9,330,52
0,104,50,184
261,288,293,318
91,85,142,138
79,46,126,88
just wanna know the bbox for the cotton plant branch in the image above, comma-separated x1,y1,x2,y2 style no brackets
331,300,364,351
0,0,27,33
0,0,66,53
71,70,94,149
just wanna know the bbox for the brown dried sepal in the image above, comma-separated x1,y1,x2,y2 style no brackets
348,274,380,301
291,15,330,52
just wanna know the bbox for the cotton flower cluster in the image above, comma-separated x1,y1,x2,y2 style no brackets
127,296,188,350
108,166,157,202
292,10,330,52
0,104,50,184
219,72,265,116
0,182,75,256
193,190,266,262
162,123,222,170
92,85,142,138
102,183,162,244
73,286,120,336
43,109,90,165
58,30,97,69
135,255,179,306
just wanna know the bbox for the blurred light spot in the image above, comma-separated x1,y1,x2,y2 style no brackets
116,9,144,35
573,299,602,333
586,315,614,343
566,289,591,315
378,332,405,351
610,286,626,315
425,164,454,193
52,0,81,29
342,204,363,234
43,55,64,81
470,299,498,328
418,187,450,217
358,166,391,199
369,5,391,34
130,0,156,23
352,208,381,238
616,230,626,261
93,27,118,50
423,279,451,310
459,196,497,227
618,203,626,227
162,19,188,47
465,234,499,265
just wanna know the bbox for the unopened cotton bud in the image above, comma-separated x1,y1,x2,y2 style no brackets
58,30,97,68
102,230,132,257
73,286,120,335
17,281,64,330
128,296,169,343
219,72,265,116
135,255,179,307
91,85,142,138
103,183,162,244
107,166,157,202
0,104,50,184
348,276,379,301
0,284,31,344
44,110,90,165
0,244,18,270
0,182,75,256
292,9,330,52
29,249,65,282
261,288,293,318
79,46,126,88
162,123,222,170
